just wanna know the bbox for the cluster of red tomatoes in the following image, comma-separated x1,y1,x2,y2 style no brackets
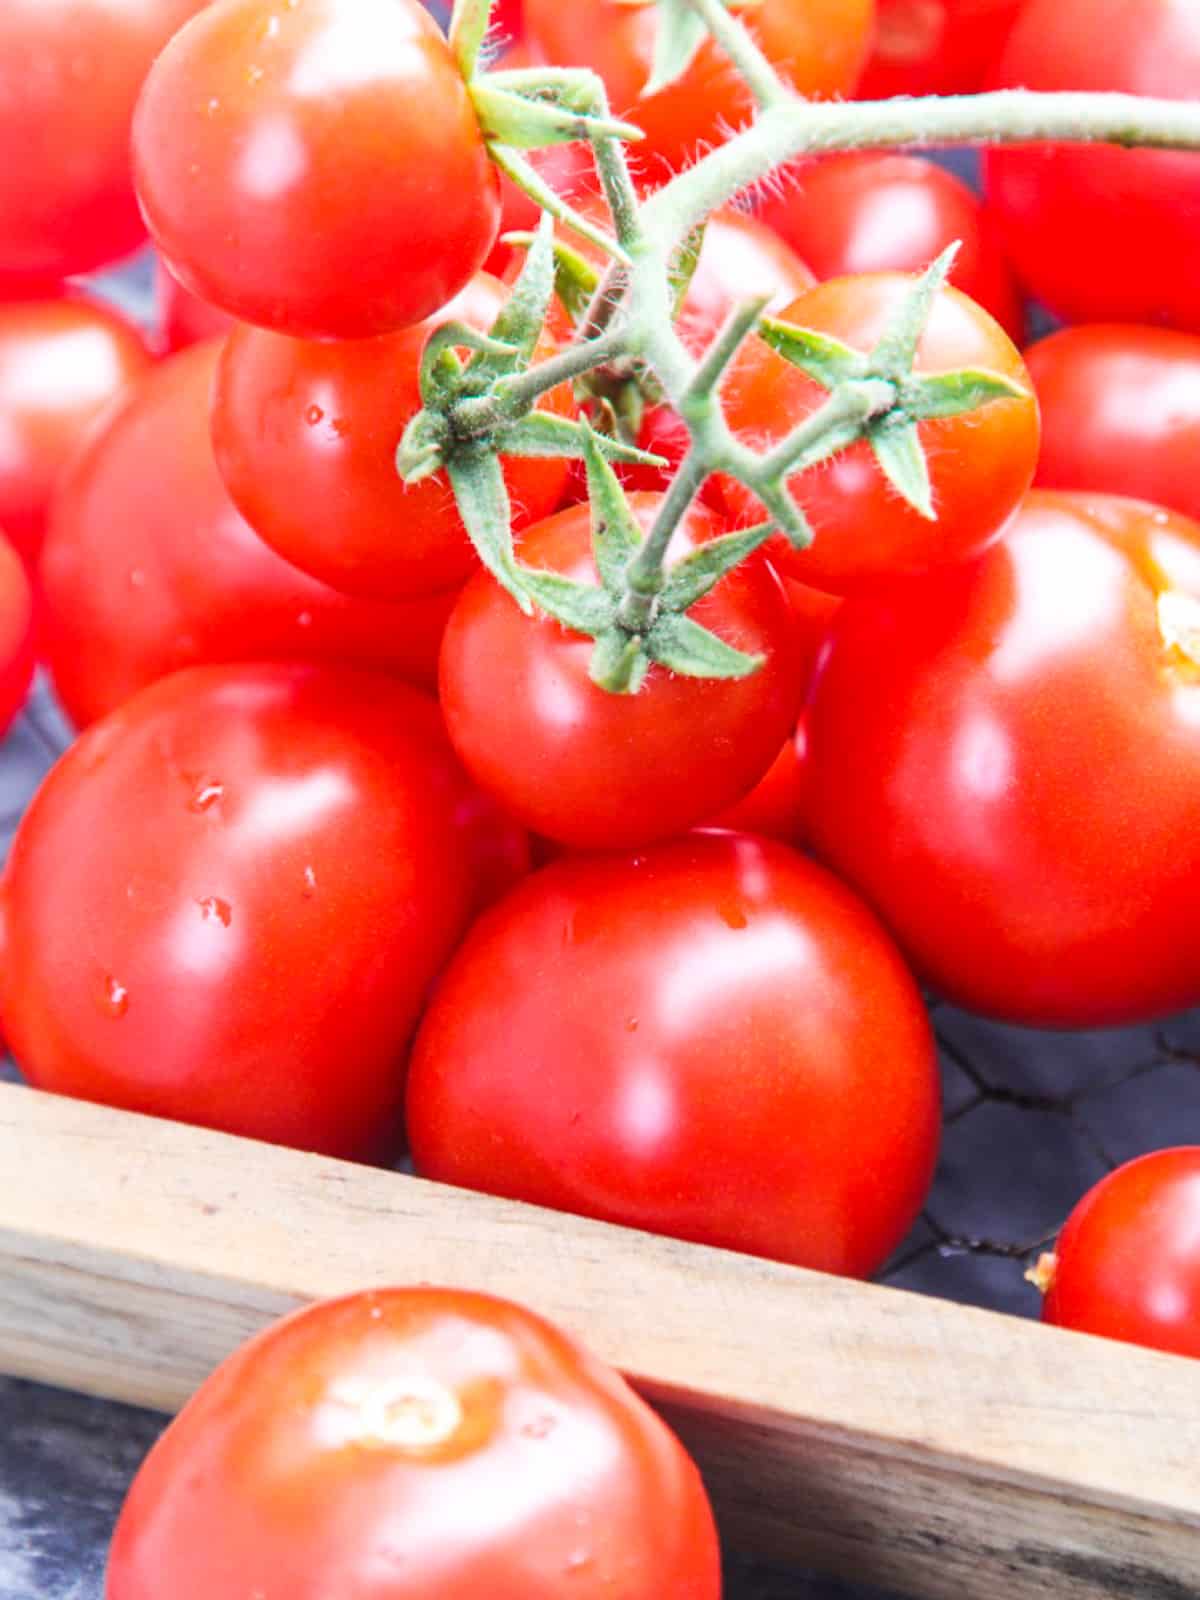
1,0,1200,1593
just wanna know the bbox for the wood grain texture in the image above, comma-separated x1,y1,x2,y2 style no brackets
1,1082,1197,1600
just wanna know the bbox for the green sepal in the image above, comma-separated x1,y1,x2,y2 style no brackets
669,222,707,318
445,448,532,613
471,81,643,149
658,522,775,611
449,0,491,80
869,243,960,380
501,232,603,324
867,414,934,519
757,318,866,391
589,628,651,694
580,425,647,593
518,568,617,634
500,410,667,469
475,214,556,378
395,411,449,484
901,366,1031,421
643,0,710,95
488,146,627,265
419,323,514,408
645,612,764,680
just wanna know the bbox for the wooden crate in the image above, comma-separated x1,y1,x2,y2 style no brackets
1,1080,1198,1599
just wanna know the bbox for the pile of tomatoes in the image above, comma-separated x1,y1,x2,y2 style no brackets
1,0,1200,1593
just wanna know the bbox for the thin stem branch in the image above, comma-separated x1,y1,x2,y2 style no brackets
619,449,710,627
684,0,788,110
762,379,895,478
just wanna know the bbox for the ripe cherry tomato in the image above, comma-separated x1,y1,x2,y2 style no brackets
0,533,36,739
1025,324,1200,527
524,0,874,178
857,0,1022,99
212,275,575,601
41,342,466,728
154,258,234,354
985,0,1200,331
1,663,477,1160
805,491,1200,1027
1040,1149,1200,1359
0,296,151,566
409,833,939,1277
759,154,1023,343
133,0,502,339
440,496,803,850
719,273,1039,593
107,1288,722,1600
0,1,207,284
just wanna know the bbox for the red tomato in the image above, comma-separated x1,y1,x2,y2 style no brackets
759,154,1023,342
985,0,1200,331
1026,324,1200,526
0,296,151,566
1041,1149,1200,1359
132,0,501,339
440,496,803,850
41,342,466,728
107,1288,722,1600
524,0,874,178
212,274,575,601
805,491,1200,1027
154,258,234,354
0,533,36,738
857,0,1022,99
719,273,1039,593
492,0,525,39
409,833,939,1277
1,663,476,1159
0,1,207,284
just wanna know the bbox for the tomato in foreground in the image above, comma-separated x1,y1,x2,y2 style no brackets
133,0,501,339
41,342,466,728
719,273,1039,593
212,275,574,601
409,833,939,1278
759,153,1022,342
107,1288,721,1600
0,533,35,738
856,0,1022,99
523,0,873,178
153,258,234,354
805,491,1200,1027
985,0,1200,331
0,0,206,285
1,663,477,1160
0,296,151,566
1025,324,1200,526
1041,1149,1200,1359
440,497,802,850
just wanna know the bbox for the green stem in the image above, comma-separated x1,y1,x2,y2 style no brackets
618,449,710,628
685,0,788,110
456,326,629,430
762,379,896,478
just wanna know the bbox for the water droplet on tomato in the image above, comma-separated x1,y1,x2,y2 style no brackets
305,404,324,426
197,896,232,927
302,865,317,898
296,611,313,629
624,1017,639,1032
206,97,221,116
189,781,225,814
103,976,129,1018
128,568,146,589
566,1549,593,1573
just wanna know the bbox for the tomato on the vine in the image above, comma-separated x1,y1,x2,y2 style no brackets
133,0,502,339
1,663,479,1160
440,495,803,850
719,272,1039,593
857,0,1023,100
985,0,1200,331
1025,324,1200,526
759,154,1023,342
41,342,468,728
0,296,151,566
409,832,939,1278
154,258,234,354
0,0,207,285
524,0,874,178
1041,1149,1200,1360
107,1288,722,1600
805,491,1200,1028
212,274,575,601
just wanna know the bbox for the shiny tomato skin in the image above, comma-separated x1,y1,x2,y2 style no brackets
524,0,874,178
0,296,151,566
1042,1149,1200,1359
985,0,1200,332
41,342,465,728
0,534,36,737
1026,324,1200,526
720,274,1039,593
212,275,575,601
154,257,234,353
805,491,1200,1027
409,833,939,1277
132,0,501,339
0,1,207,284
1,663,476,1160
440,496,803,850
857,0,1022,99
760,153,1023,342
106,1288,722,1600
